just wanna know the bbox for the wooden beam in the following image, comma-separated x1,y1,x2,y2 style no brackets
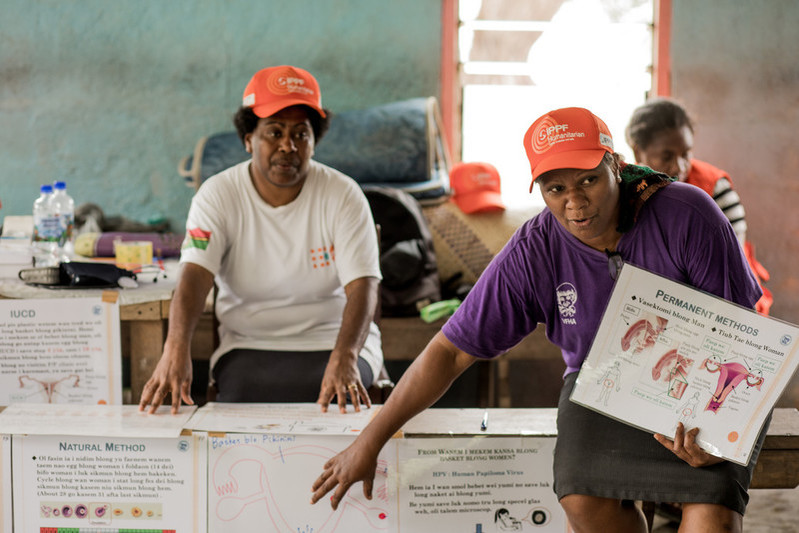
653,0,672,96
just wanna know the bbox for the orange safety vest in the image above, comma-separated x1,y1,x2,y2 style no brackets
687,159,772,315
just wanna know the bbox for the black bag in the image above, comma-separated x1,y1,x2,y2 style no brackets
19,262,137,289
363,186,441,316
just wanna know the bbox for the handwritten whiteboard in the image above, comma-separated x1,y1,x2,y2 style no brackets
208,433,396,532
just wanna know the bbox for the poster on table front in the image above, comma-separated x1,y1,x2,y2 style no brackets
0,435,10,533
571,264,799,465
12,432,206,532
207,432,397,532
396,436,567,532
0,296,122,405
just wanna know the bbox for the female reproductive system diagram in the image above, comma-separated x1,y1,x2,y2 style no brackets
210,438,391,532
592,309,766,427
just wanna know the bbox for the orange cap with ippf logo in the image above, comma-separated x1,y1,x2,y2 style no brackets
242,65,326,118
449,162,506,214
523,107,614,190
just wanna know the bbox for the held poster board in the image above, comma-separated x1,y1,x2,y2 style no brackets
3,404,205,532
0,296,122,405
571,264,799,465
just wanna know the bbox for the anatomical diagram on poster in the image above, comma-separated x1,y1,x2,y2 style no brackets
571,264,799,465
196,403,394,532
0,297,122,405
207,432,396,532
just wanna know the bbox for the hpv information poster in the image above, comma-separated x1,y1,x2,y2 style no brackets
396,436,567,532
572,264,799,465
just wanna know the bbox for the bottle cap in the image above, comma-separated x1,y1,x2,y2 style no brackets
40,184,53,193
53,181,67,190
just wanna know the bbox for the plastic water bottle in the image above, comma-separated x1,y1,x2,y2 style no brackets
51,180,75,260
32,184,59,266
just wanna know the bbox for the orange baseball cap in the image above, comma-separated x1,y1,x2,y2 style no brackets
449,161,506,214
523,107,614,190
242,65,326,118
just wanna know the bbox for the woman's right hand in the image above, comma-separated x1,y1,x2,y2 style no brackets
137,343,194,414
138,262,212,415
310,333,477,509
654,422,724,468
310,438,379,510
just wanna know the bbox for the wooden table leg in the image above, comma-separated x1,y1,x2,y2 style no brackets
497,358,512,408
128,319,166,404
476,360,497,408
120,301,169,404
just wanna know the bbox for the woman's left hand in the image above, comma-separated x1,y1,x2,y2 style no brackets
654,422,724,467
317,354,371,414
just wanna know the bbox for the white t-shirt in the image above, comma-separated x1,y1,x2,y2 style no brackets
181,160,383,378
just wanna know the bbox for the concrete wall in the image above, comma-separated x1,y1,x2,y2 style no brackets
0,0,442,232
671,0,799,325
671,0,799,405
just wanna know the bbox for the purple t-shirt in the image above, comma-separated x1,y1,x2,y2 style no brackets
442,181,761,375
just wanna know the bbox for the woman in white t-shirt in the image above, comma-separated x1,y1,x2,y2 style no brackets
138,65,383,415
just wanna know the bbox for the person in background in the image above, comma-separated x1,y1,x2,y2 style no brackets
626,97,772,315
311,107,768,533
138,65,383,414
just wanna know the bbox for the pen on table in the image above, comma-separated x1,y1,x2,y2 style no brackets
480,410,488,432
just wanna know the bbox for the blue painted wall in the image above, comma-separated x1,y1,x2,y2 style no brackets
0,0,442,232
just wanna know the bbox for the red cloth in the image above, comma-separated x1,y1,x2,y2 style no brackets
687,159,772,315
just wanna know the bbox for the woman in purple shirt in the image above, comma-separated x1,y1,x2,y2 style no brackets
311,108,765,533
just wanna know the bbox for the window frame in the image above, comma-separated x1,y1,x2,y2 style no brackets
440,0,672,163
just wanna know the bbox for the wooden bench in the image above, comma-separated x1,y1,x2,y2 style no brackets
749,408,799,488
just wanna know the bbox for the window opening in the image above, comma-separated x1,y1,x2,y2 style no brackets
459,0,654,208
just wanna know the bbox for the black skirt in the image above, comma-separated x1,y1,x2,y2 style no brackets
553,372,770,515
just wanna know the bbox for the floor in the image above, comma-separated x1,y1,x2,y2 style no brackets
651,487,799,532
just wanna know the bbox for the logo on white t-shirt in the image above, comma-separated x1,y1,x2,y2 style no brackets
310,244,335,268
183,227,211,251
556,282,577,325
